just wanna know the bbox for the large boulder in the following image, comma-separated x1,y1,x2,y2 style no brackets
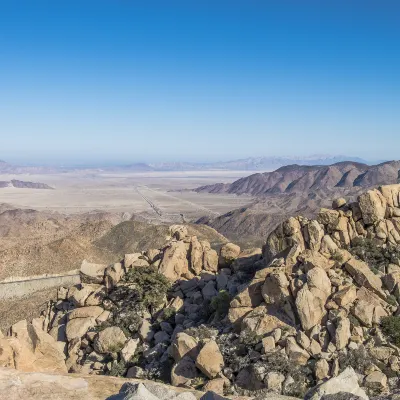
8,320,67,373
80,260,108,284
305,367,368,400
171,333,198,362
189,237,204,275
219,243,241,267
66,317,96,341
171,356,199,387
93,327,127,354
159,241,190,281
358,189,387,225
345,257,384,298
241,305,293,335
195,340,224,379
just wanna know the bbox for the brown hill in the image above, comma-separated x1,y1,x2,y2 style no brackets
195,160,400,196
0,207,227,280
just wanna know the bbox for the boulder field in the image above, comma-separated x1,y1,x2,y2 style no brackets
2,184,400,399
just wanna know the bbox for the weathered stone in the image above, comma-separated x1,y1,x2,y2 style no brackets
261,269,291,305
352,300,374,327
93,327,127,354
121,338,140,363
305,220,325,252
358,189,387,225
364,370,387,392
286,337,309,366
262,336,276,353
0,338,15,368
104,262,123,289
345,257,384,298
170,225,188,240
332,286,357,307
231,248,262,272
80,260,108,284
333,198,347,209
171,333,198,362
241,305,292,336
227,307,252,326
8,320,67,374
315,359,330,380
298,250,335,271
66,317,96,341
68,284,100,307
219,243,241,267
159,241,189,281
68,306,104,320
369,346,394,362
124,253,141,269
171,356,199,386
189,237,204,275
231,279,263,308
295,284,326,331
335,317,351,350
195,340,224,379
265,371,285,392
305,367,368,400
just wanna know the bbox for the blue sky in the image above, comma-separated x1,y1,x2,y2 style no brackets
0,1,399,165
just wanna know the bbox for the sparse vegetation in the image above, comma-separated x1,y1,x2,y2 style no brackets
211,290,231,320
350,237,400,274
123,266,171,310
106,360,127,377
381,315,400,347
239,329,263,346
338,346,374,375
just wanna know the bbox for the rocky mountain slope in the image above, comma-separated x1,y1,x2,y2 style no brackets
3,184,400,399
195,161,400,196
197,191,361,248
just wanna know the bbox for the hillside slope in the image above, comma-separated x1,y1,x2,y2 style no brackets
195,161,400,196
0,207,227,280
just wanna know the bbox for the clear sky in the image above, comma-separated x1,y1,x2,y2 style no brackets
1,1,399,165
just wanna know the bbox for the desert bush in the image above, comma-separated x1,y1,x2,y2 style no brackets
211,290,232,320
186,324,218,340
239,329,263,346
381,315,400,347
338,345,374,374
123,266,171,310
107,360,127,377
350,238,400,274
386,294,398,307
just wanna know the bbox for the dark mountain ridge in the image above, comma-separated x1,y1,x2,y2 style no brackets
195,160,400,196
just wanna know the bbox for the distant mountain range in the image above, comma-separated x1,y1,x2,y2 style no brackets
194,160,400,196
0,180,53,189
147,155,369,171
0,155,372,173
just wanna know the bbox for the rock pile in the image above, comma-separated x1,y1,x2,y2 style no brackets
2,185,400,399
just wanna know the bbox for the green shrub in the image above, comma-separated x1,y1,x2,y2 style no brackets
211,290,232,320
386,295,398,307
381,315,400,347
350,238,400,274
338,346,374,375
239,329,262,346
124,266,171,310
107,360,127,377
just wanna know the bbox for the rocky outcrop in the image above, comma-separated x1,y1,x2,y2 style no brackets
4,183,400,399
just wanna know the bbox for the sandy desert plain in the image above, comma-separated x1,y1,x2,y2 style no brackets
0,170,255,222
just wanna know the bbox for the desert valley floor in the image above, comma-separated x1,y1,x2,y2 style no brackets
0,170,255,222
